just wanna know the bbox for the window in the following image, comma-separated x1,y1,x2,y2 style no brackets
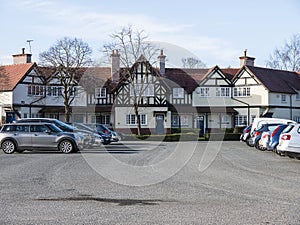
27,85,44,96
95,88,106,98
197,87,210,97
281,94,286,102
96,115,111,125
235,115,248,126
180,115,189,127
130,84,154,96
294,116,300,123
47,86,62,96
233,87,250,97
173,88,184,98
31,125,48,132
296,92,300,100
171,114,189,127
216,87,230,97
235,115,256,126
221,115,229,124
126,114,147,125
171,115,180,127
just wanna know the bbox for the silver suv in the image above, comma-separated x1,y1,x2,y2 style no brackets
0,123,84,154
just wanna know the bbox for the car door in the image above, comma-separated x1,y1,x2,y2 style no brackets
30,124,57,149
14,125,31,148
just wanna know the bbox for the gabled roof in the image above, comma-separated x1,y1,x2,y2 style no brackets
222,68,240,81
164,68,209,93
245,66,300,94
0,63,35,91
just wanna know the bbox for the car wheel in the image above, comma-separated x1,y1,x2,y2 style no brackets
255,141,264,151
58,140,73,154
1,140,16,154
246,138,253,147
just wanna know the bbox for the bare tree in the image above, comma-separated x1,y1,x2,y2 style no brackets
266,34,300,71
103,26,159,135
182,57,206,68
39,37,93,122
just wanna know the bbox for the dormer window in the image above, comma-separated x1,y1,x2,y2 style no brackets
95,88,106,98
173,88,184,98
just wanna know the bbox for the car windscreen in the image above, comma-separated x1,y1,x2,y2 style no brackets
47,124,63,133
53,120,74,132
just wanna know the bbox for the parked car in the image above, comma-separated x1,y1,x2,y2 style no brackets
0,122,84,154
248,123,284,150
277,123,300,158
250,118,295,135
14,118,97,148
266,124,291,153
86,124,121,143
240,124,252,143
70,122,105,147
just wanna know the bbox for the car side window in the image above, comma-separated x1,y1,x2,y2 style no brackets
16,125,30,132
31,125,48,133
2,125,16,132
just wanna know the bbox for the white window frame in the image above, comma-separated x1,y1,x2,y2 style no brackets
173,88,184,99
235,115,247,126
221,115,230,124
126,114,147,125
198,87,210,97
281,94,287,102
296,92,300,101
216,87,230,97
27,85,44,96
95,88,106,98
233,87,250,97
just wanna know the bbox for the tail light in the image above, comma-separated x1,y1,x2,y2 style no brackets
281,134,291,141
254,131,261,137
245,129,250,133
262,133,268,139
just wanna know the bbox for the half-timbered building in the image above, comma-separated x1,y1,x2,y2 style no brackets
1,48,300,135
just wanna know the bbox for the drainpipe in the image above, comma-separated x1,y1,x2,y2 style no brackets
290,94,293,120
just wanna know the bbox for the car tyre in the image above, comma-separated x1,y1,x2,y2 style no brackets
59,140,74,154
2,140,16,154
246,138,254,147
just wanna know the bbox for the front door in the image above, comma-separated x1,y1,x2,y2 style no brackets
156,114,165,134
196,116,205,136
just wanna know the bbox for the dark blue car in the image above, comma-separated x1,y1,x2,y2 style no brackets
266,124,290,153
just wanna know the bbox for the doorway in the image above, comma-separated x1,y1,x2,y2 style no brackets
155,114,165,134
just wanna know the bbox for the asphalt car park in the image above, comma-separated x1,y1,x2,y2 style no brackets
0,140,300,224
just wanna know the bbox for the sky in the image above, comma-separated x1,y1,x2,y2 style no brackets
0,0,300,68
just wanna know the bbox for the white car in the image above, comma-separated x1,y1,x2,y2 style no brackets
258,131,271,150
277,123,300,157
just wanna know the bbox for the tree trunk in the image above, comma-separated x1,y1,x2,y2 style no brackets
65,103,71,123
134,103,142,136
